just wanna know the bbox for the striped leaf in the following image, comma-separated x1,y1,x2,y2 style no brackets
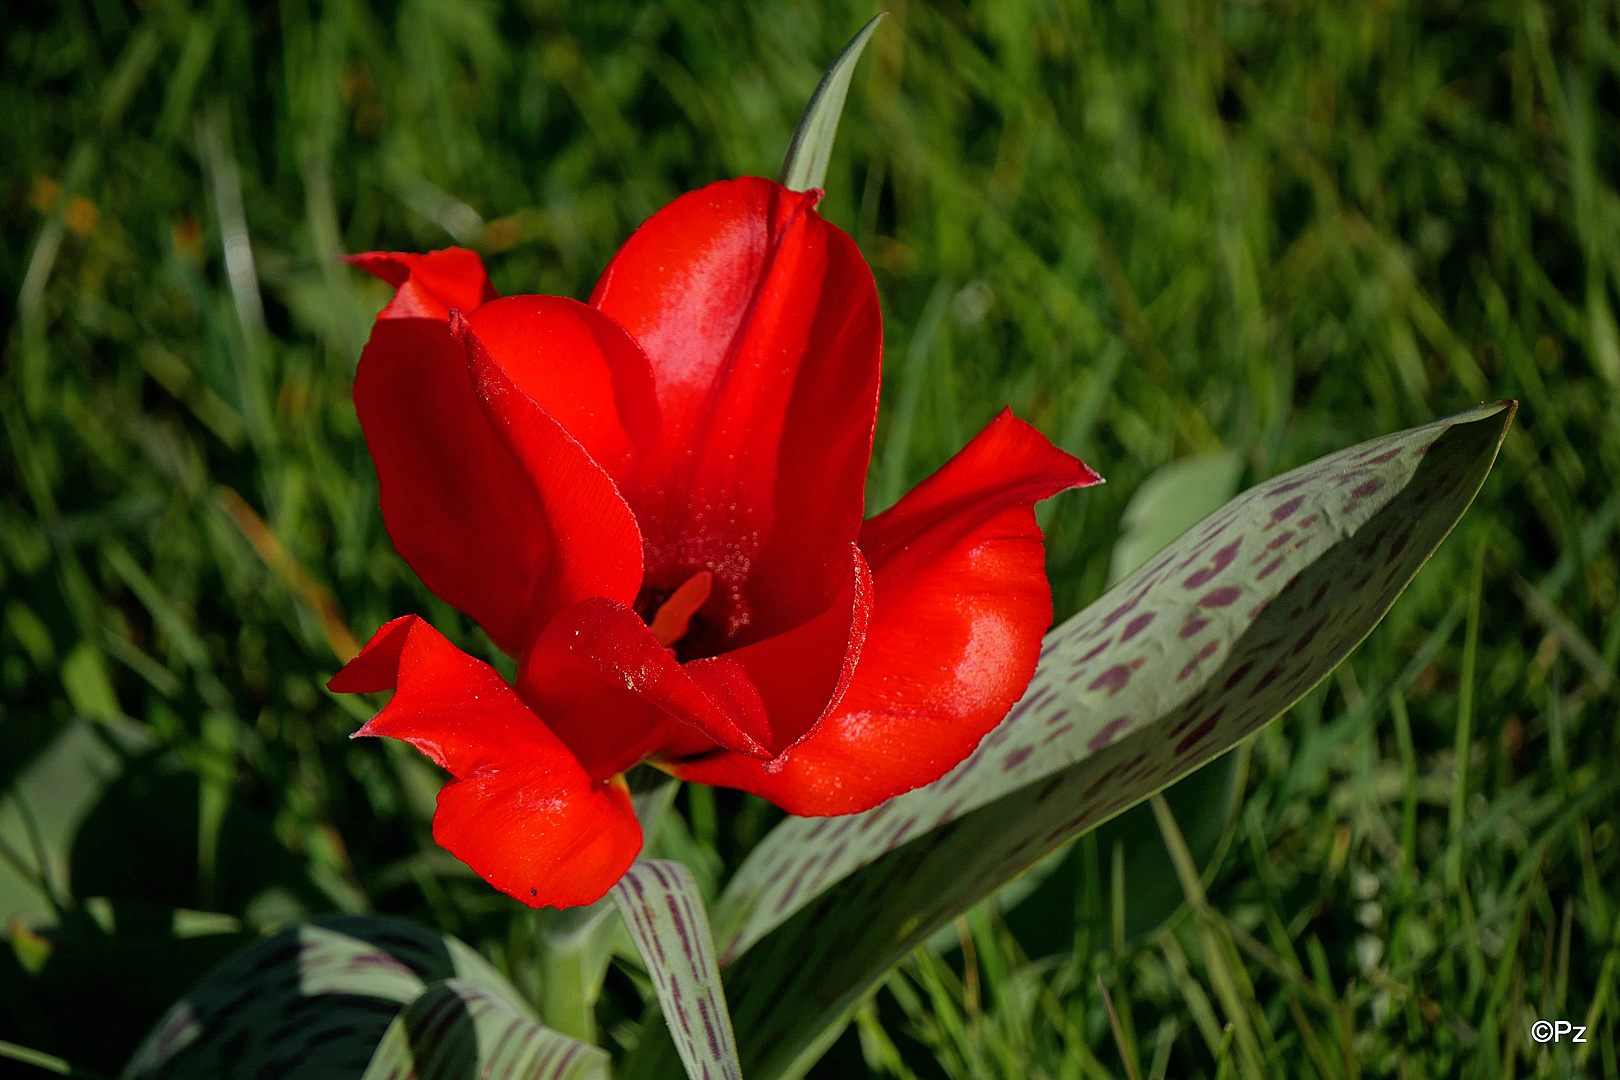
539,778,681,1042
611,860,742,1080
360,980,608,1080
123,916,532,1079
778,14,885,194
627,401,1514,1080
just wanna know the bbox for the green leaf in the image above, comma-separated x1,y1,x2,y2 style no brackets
0,716,152,925
538,778,680,1043
993,449,1248,952
59,641,123,724
778,14,885,194
1038,448,1249,949
124,915,531,1079
642,401,1513,1080
998,747,1245,963
1109,450,1245,584
360,980,608,1080
612,860,742,1080
1085,747,1244,945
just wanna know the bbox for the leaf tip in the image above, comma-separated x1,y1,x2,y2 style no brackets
779,13,889,194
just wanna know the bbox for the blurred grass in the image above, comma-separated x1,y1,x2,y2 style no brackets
1,0,1617,1077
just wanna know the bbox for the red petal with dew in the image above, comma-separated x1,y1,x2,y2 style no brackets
330,616,641,909
353,319,546,655
669,411,1100,814
590,177,881,647
457,314,644,635
350,311,642,657
694,544,873,756
518,598,771,781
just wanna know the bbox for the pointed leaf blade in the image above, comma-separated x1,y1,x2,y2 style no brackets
361,980,609,1080
612,860,742,1080
639,402,1513,1080
778,14,885,193
716,402,1513,962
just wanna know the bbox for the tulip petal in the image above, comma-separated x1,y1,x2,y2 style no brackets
521,546,872,778
668,411,1100,815
352,314,643,658
353,319,550,655
464,296,659,485
332,615,642,909
346,248,496,321
590,177,882,646
701,544,873,756
457,314,645,632
519,598,772,781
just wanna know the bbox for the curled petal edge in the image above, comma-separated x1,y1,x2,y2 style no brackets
331,615,641,909
345,247,497,321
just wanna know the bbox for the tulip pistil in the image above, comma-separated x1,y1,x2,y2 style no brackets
645,570,715,650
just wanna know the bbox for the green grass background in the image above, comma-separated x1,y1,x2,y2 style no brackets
2,0,1617,1076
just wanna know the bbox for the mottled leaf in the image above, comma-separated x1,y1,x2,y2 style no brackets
360,980,608,1080
990,745,1246,966
1109,450,1245,583
123,915,530,1079
612,860,742,1080
778,14,885,194
629,402,1512,1080
994,449,1248,946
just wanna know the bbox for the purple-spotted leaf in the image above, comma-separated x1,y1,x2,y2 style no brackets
360,980,608,1080
1109,449,1245,583
982,448,1249,940
623,402,1512,1080
124,915,534,1079
611,860,742,1080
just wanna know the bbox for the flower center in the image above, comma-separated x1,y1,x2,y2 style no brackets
644,570,714,650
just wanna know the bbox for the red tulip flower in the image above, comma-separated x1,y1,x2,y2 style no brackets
330,177,1100,908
